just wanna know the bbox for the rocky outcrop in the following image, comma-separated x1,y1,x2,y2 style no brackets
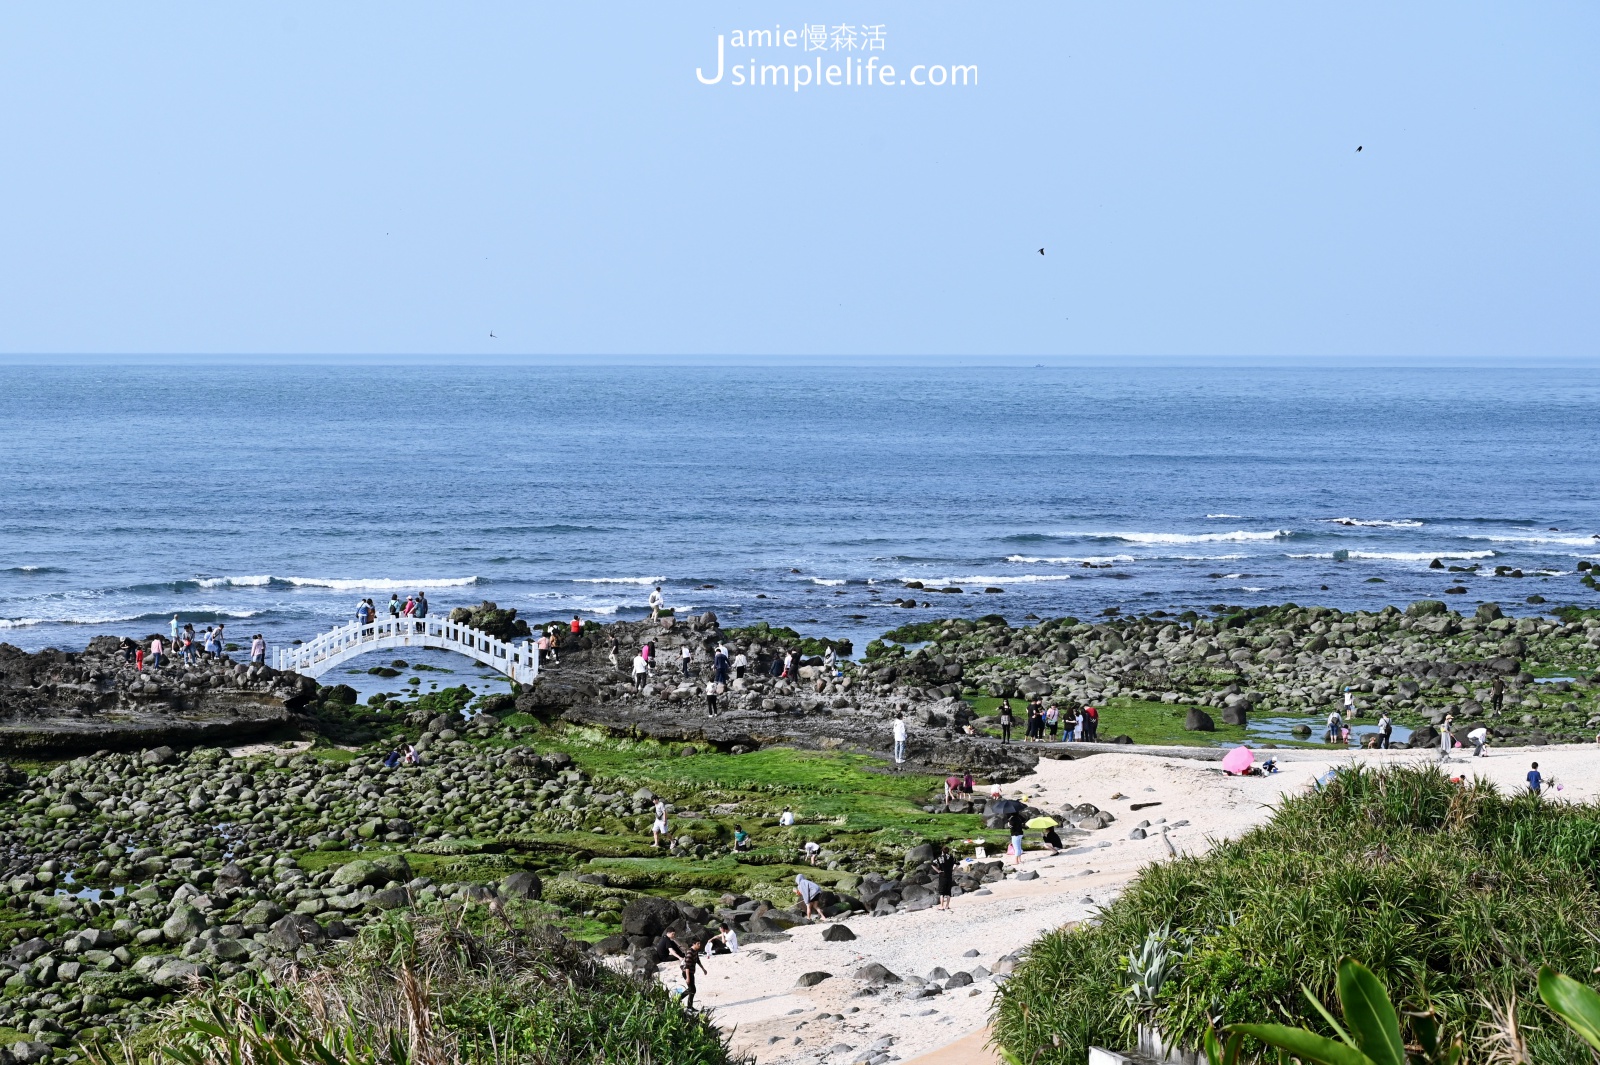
0,637,316,755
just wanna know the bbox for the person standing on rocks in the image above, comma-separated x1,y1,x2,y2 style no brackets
148,636,162,670
892,712,907,765
998,699,1014,744
783,649,796,680
250,633,265,666
733,649,747,679
714,646,730,685
823,645,837,676
705,678,720,716
1376,711,1393,749
934,843,956,911
1492,677,1505,715
649,586,664,620
651,799,670,847
632,652,649,691
680,645,692,677
170,614,179,644
1343,687,1356,720
1325,708,1344,745
570,614,581,635
608,633,620,670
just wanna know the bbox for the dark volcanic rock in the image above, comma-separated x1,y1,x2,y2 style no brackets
0,637,316,755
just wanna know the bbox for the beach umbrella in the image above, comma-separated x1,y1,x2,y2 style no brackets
1221,746,1254,775
990,798,1026,816
1026,815,1059,830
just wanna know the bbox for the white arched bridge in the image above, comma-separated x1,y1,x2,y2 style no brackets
275,616,541,684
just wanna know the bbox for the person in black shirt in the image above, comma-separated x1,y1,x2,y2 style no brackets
1007,809,1027,867
654,929,686,965
934,843,956,911
998,700,1014,744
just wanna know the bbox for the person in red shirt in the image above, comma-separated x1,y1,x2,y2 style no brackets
570,615,581,634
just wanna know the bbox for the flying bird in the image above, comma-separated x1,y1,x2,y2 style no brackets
1038,248,1045,255
489,332,497,339
1356,146,1362,152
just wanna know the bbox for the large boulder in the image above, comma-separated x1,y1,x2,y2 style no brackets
1220,704,1248,726
266,914,326,952
1184,708,1215,732
162,903,206,943
501,871,543,900
620,897,681,938
1406,600,1447,618
331,853,411,889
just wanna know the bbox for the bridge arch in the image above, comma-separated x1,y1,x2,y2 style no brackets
276,616,540,685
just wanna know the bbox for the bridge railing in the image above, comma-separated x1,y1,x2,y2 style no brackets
275,616,540,684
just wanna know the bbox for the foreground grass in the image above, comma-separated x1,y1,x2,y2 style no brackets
102,909,744,1065
993,764,1600,1065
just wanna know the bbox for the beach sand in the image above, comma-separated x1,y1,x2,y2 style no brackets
692,743,1600,1065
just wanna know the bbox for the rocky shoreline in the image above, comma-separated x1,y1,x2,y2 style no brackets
1,598,1598,1063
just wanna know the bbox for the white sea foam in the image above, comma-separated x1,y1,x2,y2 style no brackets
571,577,666,585
1006,555,1134,565
195,575,272,588
1172,554,1248,561
0,608,262,628
1466,533,1600,547
281,576,480,591
809,578,846,586
1204,513,1246,519
1323,518,1425,528
1243,586,1266,593
927,574,1074,584
1288,550,1496,561
1077,530,1290,544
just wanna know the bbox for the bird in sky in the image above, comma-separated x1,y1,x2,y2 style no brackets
1356,146,1363,152
1038,248,1045,255
489,332,497,339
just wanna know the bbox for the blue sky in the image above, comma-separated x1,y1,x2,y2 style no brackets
0,3,1594,357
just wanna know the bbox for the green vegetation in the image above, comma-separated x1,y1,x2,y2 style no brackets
994,764,1600,1065
720,621,849,657
98,909,744,1065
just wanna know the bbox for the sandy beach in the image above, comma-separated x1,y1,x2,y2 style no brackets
693,743,1600,1065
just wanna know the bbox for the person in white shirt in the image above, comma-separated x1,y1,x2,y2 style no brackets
651,799,669,847
892,712,908,765
779,806,795,826
680,645,692,676
823,646,837,674
1468,725,1490,758
648,586,664,619
733,651,748,679
1343,687,1356,718
804,840,821,865
631,654,649,691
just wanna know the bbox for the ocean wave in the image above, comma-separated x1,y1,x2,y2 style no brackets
1172,554,1248,561
1466,533,1600,547
1006,555,1135,565
0,608,263,628
1204,514,1246,519
1,566,64,575
570,576,665,585
1084,530,1292,545
195,575,272,588
281,576,480,591
809,578,846,586
926,574,1075,584
1288,550,1496,561
1322,518,1425,528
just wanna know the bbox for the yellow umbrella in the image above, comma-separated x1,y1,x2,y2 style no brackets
1026,815,1058,829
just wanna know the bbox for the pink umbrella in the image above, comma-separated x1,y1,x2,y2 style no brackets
1222,746,1255,775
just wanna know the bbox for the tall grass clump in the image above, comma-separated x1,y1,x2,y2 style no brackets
993,764,1600,1065
95,910,745,1065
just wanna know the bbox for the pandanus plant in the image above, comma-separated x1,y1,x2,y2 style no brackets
1202,958,1600,1065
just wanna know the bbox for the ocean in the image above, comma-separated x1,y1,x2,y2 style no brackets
3,362,1598,668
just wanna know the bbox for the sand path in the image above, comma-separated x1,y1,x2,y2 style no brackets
691,743,1600,1065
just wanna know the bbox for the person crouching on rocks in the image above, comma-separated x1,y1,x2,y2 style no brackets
794,873,822,918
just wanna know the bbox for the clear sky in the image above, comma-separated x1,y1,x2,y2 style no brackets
0,3,1594,358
